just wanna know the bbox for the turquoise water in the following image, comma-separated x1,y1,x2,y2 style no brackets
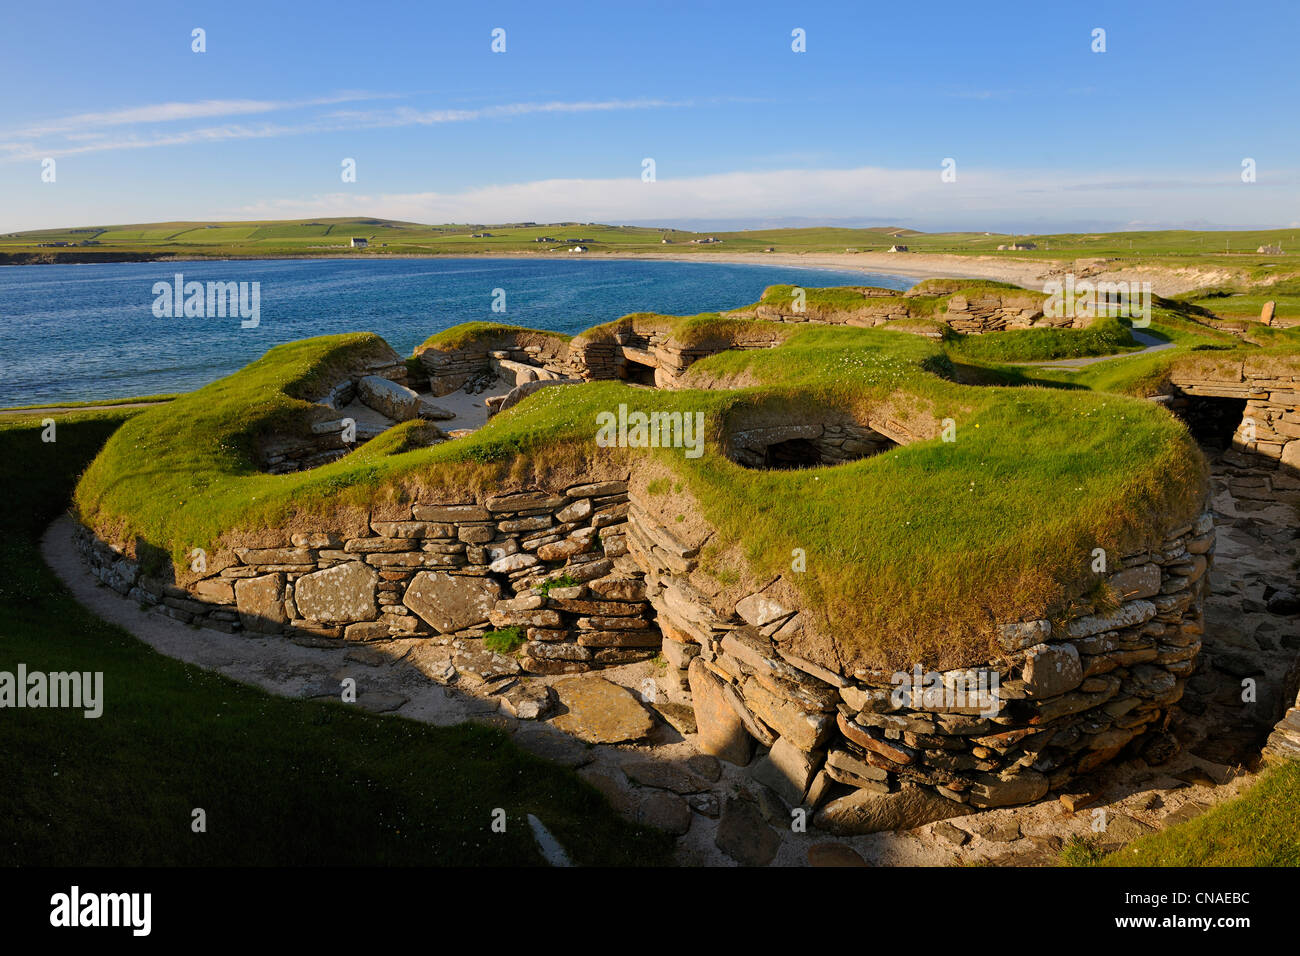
0,257,914,406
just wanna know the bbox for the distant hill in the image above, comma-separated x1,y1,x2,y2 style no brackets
1,217,1297,276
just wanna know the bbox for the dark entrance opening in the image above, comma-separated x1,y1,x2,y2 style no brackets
763,438,822,469
621,359,658,386
1177,395,1247,449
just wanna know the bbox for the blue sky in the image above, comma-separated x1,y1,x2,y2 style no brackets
2,0,1297,233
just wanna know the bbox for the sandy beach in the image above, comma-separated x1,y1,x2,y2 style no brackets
581,249,1239,297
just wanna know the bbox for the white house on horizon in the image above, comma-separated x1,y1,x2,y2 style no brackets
350,237,368,248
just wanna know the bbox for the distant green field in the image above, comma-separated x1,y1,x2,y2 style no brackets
5,217,1294,280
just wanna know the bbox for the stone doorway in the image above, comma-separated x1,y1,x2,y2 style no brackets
620,357,658,387
1175,394,1247,449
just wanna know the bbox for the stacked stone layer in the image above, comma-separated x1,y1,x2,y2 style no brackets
78,482,655,675
632,503,1215,814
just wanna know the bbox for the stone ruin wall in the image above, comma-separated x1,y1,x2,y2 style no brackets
415,324,786,400
411,289,1071,404
77,482,655,675
1162,358,1300,765
419,334,580,399
732,287,1060,336
260,356,413,474
568,323,788,388
77,473,1217,816
634,502,1215,813
1166,360,1300,472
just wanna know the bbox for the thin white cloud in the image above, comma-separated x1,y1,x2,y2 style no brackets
0,96,701,162
218,165,1300,229
4,92,392,140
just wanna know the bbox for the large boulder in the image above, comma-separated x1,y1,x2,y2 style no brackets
293,561,378,624
402,571,501,633
357,375,421,421
751,737,822,807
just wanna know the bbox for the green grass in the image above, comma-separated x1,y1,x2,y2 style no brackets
0,394,178,413
483,626,527,654
1072,762,1300,867
945,317,1140,363
6,219,1298,291
0,411,673,865
537,575,579,598
418,322,572,352
73,311,1208,671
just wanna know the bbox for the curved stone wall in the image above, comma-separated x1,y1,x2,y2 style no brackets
77,472,1213,822
627,500,1213,820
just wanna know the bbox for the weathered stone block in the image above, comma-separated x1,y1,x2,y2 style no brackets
234,573,286,633
1022,642,1084,698
294,561,379,624
403,571,502,633
688,658,753,765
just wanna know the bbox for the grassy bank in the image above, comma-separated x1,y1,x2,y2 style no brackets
0,411,672,865
1060,761,1300,867
945,317,1140,363
73,311,1206,671
4,219,1298,281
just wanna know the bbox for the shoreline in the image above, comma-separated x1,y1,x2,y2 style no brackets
0,248,1237,295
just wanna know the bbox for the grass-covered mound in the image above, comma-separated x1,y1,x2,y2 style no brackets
573,311,800,350
3,412,670,865
75,306,1209,672
416,322,572,353
944,316,1141,363
734,279,1047,323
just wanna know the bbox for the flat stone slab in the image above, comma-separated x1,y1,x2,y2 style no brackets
620,758,710,794
550,677,654,744
404,571,501,634
513,728,593,768
355,691,409,713
294,560,378,624
807,842,868,867
715,796,779,866
814,784,968,835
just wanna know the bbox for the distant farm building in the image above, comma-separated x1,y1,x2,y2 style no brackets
570,245,587,253
887,245,909,253
691,237,722,244
350,237,368,248
1258,243,1283,254
997,241,1037,251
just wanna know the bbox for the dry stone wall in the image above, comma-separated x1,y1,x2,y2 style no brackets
732,286,1052,336
1168,360,1300,471
78,468,1218,825
77,481,659,676
629,502,1215,822
417,332,577,397
569,322,788,388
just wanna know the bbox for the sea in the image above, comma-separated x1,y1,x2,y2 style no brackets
0,257,915,406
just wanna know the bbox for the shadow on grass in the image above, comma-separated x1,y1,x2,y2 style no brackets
0,412,674,866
